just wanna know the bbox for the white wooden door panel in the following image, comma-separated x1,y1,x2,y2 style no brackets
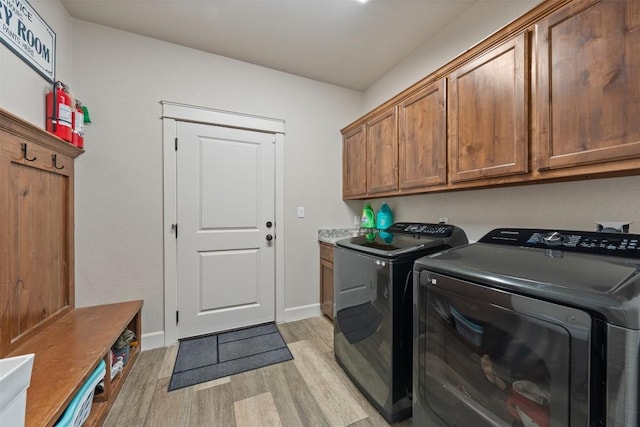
200,139,258,229
177,122,275,339
200,249,259,310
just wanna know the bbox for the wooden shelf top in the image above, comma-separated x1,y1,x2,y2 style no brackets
8,300,143,427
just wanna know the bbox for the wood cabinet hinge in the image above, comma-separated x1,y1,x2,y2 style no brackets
171,223,178,239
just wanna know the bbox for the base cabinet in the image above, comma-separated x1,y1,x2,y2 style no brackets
319,243,334,320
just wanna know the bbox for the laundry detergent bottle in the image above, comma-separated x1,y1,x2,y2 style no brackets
376,203,393,230
361,203,376,229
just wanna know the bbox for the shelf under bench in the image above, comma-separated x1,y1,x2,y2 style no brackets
8,300,143,427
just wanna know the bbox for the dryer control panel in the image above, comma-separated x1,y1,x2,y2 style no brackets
479,228,640,258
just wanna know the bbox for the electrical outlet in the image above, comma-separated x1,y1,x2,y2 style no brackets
438,217,448,224
596,221,630,233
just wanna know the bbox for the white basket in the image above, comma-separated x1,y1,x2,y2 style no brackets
0,354,35,427
55,359,106,427
450,305,484,347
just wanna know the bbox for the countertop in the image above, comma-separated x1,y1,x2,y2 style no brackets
317,228,361,245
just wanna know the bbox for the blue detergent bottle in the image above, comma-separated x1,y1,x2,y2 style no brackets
376,203,393,230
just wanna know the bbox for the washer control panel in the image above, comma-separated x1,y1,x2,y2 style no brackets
479,228,640,258
388,222,455,238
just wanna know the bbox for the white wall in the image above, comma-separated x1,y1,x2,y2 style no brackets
1,1,362,343
0,0,72,125
364,0,541,110
358,0,640,243
5,0,640,347
69,20,362,340
359,177,640,243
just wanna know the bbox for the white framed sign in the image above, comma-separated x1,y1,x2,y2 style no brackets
0,0,56,82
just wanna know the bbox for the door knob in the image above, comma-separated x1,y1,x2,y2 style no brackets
266,234,273,241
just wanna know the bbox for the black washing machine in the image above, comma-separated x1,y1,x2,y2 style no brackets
334,222,468,423
413,227,640,427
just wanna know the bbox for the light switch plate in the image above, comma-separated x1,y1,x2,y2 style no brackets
297,207,305,218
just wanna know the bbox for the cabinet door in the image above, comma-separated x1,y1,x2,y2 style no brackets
367,106,398,194
342,126,367,198
0,140,73,356
319,243,334,320
536,0,640,170
399,80,447,189
320,258,334,320
449,33,528,182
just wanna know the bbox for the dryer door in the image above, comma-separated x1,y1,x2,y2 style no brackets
414,271,592,427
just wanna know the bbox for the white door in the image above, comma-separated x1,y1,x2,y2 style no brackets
176,121,276,339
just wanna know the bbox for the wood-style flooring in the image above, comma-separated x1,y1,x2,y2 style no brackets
104,316,412,427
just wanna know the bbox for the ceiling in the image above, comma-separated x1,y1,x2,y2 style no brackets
62,0,504,91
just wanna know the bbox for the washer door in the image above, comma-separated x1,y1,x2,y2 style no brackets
414,271,592,427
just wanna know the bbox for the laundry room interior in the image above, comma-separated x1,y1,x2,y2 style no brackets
1,0,639,426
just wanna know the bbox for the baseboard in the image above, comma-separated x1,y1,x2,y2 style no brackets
143,304,322,349
141,331,165,351
280,303,322,323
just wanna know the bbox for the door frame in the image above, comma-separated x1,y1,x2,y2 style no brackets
161,101,285,346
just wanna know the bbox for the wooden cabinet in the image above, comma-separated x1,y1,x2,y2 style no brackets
342,106,399,198
342,125,367,198
366,106,398,194
341,0,640,199
535,0,640,171
319,242,334,320
398,79,447,189
10,301,142,427
0,108,82,357
1,108,143,427
448,32,528,183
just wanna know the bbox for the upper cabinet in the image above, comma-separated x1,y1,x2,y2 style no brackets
535,0,640,171
341,0,640,200
398,79,447,189
366,106,398,194
448,33,528,183
342,125,367,198
341,106,401,199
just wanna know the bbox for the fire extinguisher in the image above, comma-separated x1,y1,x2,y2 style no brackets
46,81,73,142
72,100,85,149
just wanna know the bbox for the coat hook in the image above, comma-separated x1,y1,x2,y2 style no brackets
52,154,64,170
21,143,37,161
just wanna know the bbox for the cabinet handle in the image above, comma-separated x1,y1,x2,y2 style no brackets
52,154,64,170
21,143,37,161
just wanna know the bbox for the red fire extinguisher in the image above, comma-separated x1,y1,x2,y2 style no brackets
72,100,85,149
46,81,73,142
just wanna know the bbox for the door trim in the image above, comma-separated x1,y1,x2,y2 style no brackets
161,101,285,346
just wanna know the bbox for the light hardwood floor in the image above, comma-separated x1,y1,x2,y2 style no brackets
104,316,412,427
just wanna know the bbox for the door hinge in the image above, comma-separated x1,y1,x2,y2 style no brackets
172,223,178,239
176,310,179,324
175,137,178,151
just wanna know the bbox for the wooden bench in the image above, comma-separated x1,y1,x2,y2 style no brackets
8,300,143,427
